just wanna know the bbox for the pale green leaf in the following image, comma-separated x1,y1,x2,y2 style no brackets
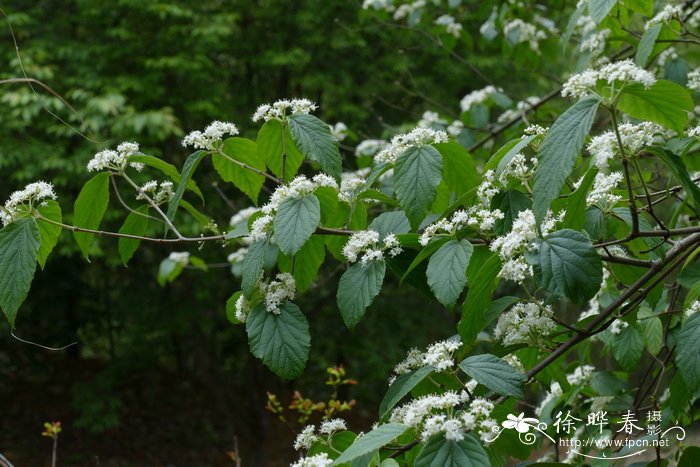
213,137,266,204
73,172,111,258
36,200,62,269
618,80,693,133
459,354,527,398
333,424,410,465
118,205,149,265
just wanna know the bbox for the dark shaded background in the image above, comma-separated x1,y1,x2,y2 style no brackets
0,1,561,464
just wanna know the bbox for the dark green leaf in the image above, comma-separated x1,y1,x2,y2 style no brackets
288,114,342,180
273,195,321,256
334,424,410,465
427,239,473,307
491,190,531,236
529,229,602,303
618,80,693,133
612,324,644,370
379,366,434,419
434,142,478,196
337,261,385,329
394,146,443,229
36,200,62,269
369,211,411,237
246,301,310,379
647,146,700,210
563,168,598,231
167,150,207,223
636,23,661,67
117,205,150,265
533,97,600,222
459,354,527,398
73,172,111,258
458,251,501,344
676,313,700,391
278,235,326,292
257,120,304,181
415,435,490,467
213,137,266,204
0,219,41,327
129,154,203,200
241,240,269,297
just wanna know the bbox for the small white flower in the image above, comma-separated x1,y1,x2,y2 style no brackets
609,318,629,334
293,425,318,451
291,453,333,467
645,5,683,30
182,121,238,150
460,85,502,113
587,171,623,207
168,251,190,265
375,127,448,164
685,300,700,319
493,302,556,347
264,273,296,314
355,139,389,157
319,418,347,435
252,98,317,122
1,181,57,226
435,15,462,38
87,142,144,172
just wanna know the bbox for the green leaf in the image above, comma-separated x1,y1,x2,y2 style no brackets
617,80,693,133
213,137,266,204
679,446,700,467
241,240,269,296
273,194,321,256
167,150,207,223
434,142,478,195
636,23,661,67
278,235,326,292
588,0,617,23
157,258,183,286
563,168,598,231
642,316,663,355
179,199,212,227
676,313,700,391
257,120,304,181
529,229,602,304
288,114,342,180
129,154,203,200
73,172,111,258
612,324,644,370
427,239,473,307
368,211,411,237
482,296,521,328
379,366,434,419
533,97,599,222
494,136,537,177
647,147,700,211
459,354,527,398
0,219,41,327
401,237,451,283
415,435,490,467
491,190,531,236
394,145,443,229
246,301,310,379
118,206,150,265
36,200,62,269
333,424,410,465
458,251,501,344
337,261,386,329
624,0,653,16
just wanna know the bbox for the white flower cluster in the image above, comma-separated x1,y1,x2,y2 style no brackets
645,5,683,30
1,181,57,227
503,19,547,52
390,392,497,444
249,175,338,241
362,0,394,11
233,273,297,321
137,180,174,205
342,230,402,265
252,98,317,122
230,206,259,227
87,142,144,173
182,121,239,150
435,14,462,37
498,153,537,186
227,248,247,265
524,124,548,136
391,339,462,381
608,318,629,335
562,59,656,99
496,96,539,125
460,85,502,113
490,209,538,282
586,171,623,208
291,453,332,467
262,273,296,315
493,302,556,347
419,208,504,246
587,122,668,171
393,1,426,21
657,47,678,68
168,251,190,265
355,139,389,157
447,119,464,136
535,365,595,416
580,28,610,57
418,110,448,129
338,169,370,203
293,424,319,450
685,300,700,319
688,67,700,92
375,127,448,164
329,122,348,142
319,418,347,435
